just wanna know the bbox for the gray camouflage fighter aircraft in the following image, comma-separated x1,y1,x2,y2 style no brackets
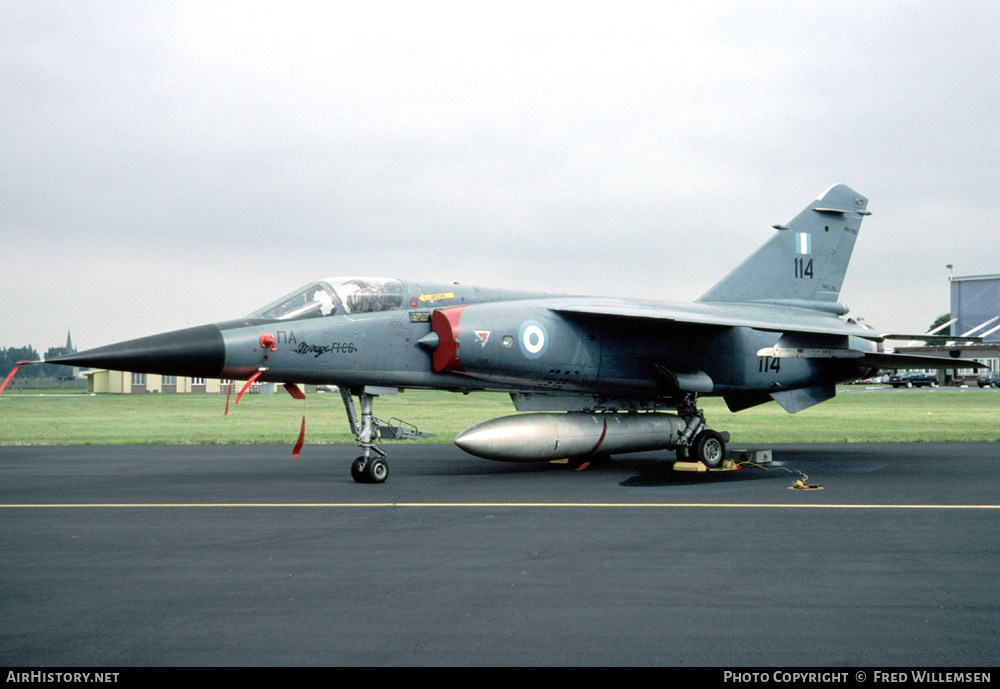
43,184,984,482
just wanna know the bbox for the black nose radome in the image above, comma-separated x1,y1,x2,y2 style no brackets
49,324,226,379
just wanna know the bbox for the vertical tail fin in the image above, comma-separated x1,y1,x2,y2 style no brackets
698,184,870,308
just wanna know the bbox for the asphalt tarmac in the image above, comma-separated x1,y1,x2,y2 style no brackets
2,442,998,667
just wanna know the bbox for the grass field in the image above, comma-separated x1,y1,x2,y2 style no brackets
1,387,998,446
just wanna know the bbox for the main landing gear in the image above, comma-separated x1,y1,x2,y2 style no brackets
673,393,728,469
339,386,432,483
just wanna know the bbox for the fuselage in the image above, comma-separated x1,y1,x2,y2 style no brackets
52,276,872,403
216,277,869,399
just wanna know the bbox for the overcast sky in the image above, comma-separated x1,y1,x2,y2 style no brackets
3,1,998,352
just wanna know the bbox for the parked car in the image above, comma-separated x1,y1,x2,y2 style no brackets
851,375,887,385
978,371,1000,388
887,372,938,388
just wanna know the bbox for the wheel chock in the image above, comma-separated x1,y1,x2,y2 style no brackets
673,459,738,473
673,461,707,472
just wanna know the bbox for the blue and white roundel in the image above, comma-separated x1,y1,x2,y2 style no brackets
518,320,548,359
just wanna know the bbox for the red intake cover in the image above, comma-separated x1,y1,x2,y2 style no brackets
431,306,469,372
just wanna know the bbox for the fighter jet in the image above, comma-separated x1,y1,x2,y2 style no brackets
44,184,984,482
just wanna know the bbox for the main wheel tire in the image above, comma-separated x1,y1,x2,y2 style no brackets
366,458,389,483
692,430,726,469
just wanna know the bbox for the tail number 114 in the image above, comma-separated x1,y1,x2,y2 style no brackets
794,257,814,279
759,356,781,373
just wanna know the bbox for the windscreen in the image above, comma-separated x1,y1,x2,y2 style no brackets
248,278,406,321
250,282,337,321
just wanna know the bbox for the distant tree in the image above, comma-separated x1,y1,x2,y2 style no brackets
926,313,953,346
2,345,78,380
43,346,75,379
1,346,41,378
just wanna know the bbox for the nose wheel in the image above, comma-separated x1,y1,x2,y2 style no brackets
351,456,389,484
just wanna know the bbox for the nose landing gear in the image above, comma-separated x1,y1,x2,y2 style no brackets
339,386,432,483
341,387,389,483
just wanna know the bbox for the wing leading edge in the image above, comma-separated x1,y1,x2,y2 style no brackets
551,300,880,341
554,300,988,370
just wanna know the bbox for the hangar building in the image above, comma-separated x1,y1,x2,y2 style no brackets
951,274,1000,341
894,273,1000,384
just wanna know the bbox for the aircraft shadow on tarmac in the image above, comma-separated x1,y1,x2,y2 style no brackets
618,461,788,488
433,447,888,490
615,452,887,488
440,453,797,487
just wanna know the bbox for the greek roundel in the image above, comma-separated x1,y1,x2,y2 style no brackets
518,321,548,359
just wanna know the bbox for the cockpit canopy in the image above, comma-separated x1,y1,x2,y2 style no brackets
249,278,405,321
